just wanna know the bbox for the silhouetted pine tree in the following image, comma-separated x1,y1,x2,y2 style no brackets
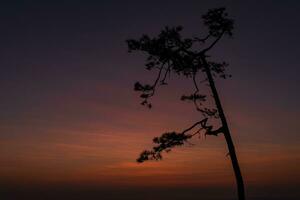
126,8,245,200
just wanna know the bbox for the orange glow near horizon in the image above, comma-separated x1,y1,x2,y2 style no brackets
1,109,299,189
1,81,300,190
0,47,299,191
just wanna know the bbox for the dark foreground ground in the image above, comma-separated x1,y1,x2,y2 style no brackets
1,185,299,200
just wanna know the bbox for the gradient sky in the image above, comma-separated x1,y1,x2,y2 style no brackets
0,1,300,200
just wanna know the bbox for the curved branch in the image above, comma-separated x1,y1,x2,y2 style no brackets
137,118,224,162
193,34,210,43
160,62,171,85
201,30,225,53
150,64,164,93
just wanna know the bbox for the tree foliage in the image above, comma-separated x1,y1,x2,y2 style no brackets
126,7,234,162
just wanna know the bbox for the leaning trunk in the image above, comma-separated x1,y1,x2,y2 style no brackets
201,56,245,200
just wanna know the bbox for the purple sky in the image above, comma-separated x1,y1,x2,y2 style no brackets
0,1,300,200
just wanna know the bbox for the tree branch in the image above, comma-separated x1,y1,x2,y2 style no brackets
137,118,224,162
201,30,225,53
193,34,210,43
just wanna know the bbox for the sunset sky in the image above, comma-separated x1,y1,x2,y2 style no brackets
1,1,300,200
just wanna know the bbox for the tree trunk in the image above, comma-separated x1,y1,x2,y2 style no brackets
201,56,245,200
